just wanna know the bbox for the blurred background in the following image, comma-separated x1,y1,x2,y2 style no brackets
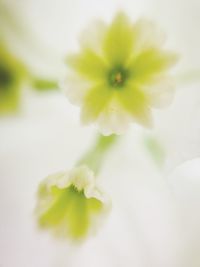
1,0,200,266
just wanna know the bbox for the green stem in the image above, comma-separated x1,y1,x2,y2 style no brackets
31,78,58,91
143,134,165,168
77,134,118,173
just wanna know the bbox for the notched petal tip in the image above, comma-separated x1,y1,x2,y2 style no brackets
96,102,132,136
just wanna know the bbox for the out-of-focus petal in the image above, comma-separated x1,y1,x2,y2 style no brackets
154,82,200,171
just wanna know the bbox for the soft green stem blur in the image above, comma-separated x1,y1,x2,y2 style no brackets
78,134,118,173
31,78,58,91
143,135,165,168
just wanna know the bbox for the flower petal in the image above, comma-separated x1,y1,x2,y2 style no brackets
118,85,152,127
141,75,176,108
129,48,178,83
66,49,108,81
69,165,95,192
132,18,166,54
63,188,90,238
97,100,132,135
103,12,133,65
38,187,72,227
61,73,91,105
81,83,112,124
79,19,107,54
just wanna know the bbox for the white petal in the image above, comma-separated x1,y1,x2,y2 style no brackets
69,165,111,231
132,107,153,129
36,171,71,216
79,19,107,54
60,73,91,105
40,165,95,193
85,184,110,205
97,101,132,136
142,75,176,109
69,165,95,191
133,18,166,54
44,171,71,190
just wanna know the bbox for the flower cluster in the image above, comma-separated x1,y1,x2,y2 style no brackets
35,12,180,241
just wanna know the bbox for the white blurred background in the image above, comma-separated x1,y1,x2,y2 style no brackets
1,0,200,266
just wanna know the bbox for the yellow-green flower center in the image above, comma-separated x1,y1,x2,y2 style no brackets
0,63,14,90
108,66,128,89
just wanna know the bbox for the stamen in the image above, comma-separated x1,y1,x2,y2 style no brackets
108,66,128,88
115,72,123,84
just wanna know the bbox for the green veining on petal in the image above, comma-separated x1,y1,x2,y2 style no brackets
67,49,108,81
38,185,103,238
128,48,178,83
103,12,133,65
39,187,71,227
117,84,152,126
82,83,112,123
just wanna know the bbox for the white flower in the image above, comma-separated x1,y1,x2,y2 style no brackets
62,12,178,135
35,165,110,240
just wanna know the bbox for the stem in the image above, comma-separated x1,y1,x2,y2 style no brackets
143,134,165,168
31,78,58,91
77,134,119,173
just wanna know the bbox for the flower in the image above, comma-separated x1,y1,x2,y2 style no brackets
35,165,110,240
0,45,27,114
63,12,178,135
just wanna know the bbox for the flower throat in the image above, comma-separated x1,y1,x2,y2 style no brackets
108,66,128,89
